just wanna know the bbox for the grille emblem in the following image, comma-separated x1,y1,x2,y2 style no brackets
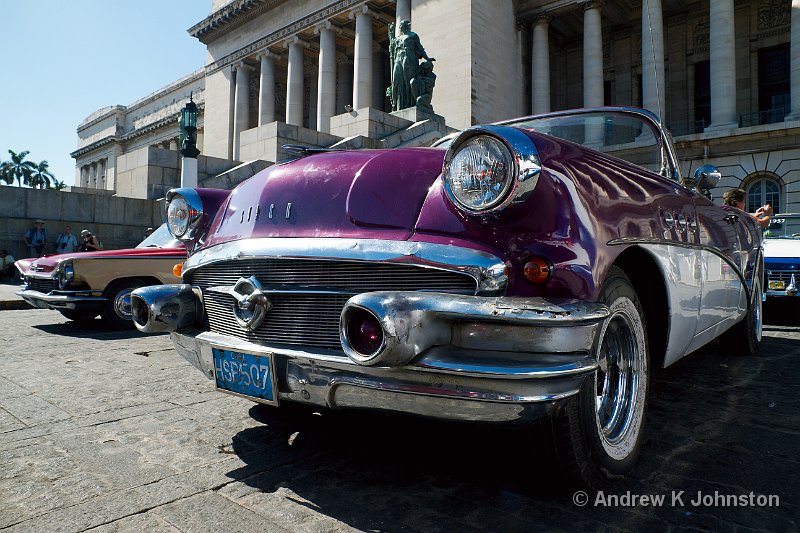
230,276,272,331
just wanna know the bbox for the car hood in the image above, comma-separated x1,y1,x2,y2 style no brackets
763,238,800,259
204,148,446,247
15,247,186,275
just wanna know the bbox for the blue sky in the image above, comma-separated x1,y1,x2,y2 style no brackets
0,1,210,186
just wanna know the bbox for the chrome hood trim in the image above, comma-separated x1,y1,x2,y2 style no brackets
182,238,509,294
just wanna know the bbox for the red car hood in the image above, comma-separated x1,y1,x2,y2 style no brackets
204,148,446,247
15,247,185,275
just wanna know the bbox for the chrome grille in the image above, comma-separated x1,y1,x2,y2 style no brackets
26,277,56,293
187,258,477,351
767,270,798,283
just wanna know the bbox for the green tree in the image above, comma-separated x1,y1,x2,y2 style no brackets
30,160,55,189
1,150,36,187
50,179,67,191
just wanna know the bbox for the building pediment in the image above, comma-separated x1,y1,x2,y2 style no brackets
188,0,289,44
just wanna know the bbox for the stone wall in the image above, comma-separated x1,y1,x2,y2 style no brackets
0,188,162,262
114,146,257,200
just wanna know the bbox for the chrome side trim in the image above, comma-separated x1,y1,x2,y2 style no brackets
183,238,509,294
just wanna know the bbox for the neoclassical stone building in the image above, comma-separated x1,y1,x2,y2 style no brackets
75,0,800,212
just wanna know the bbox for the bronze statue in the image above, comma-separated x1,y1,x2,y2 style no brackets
387,20,436,112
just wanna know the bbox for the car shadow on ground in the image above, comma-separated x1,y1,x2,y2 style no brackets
220,329,799,530
33,321,163,340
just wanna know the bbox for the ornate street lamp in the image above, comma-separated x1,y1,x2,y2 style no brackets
179,94,200,187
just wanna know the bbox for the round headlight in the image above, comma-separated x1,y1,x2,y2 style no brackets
443,135,515,212
167,195,191,237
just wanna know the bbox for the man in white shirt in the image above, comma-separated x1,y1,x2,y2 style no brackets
54,225,79,254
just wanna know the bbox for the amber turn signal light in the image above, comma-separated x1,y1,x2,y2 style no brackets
523,256,552,284
172,262,184,278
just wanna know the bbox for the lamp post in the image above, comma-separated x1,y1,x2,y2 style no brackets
179,94,200,188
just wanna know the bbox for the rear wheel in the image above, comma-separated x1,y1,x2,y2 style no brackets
718,258,763,355
552,266,649,489
101,278,146,329
58,310,97,323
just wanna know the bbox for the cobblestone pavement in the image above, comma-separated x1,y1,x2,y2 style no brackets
0,306,798,532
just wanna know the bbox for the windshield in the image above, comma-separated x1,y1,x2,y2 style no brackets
764,216,800,239
136,223,181,248
504,109,678,181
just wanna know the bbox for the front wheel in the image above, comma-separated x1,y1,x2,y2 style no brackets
552,266,649,489
101,278,146,329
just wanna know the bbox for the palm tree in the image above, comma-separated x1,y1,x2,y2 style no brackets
29,160,55,189
50,179,67,191
2,150,36,187
0,161,12,185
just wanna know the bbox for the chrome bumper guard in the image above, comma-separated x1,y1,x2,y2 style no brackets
17,289,105,311
133,284,609,423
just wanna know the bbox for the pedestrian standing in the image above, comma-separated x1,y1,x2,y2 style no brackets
0,249,16,279
54,225,79,254
79,230,102,252
23,219,47,257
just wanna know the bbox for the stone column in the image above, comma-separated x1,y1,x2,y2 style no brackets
351,5,373,109
706,0,737,130
583,1,604,145
286,37,306,127
531,15,551,115
169,139,178,151
395,0,411,34
232,62,252,160
641,0,665,121
307,62,318,130
316,22,337,133
336,53,354,113
80,166,88,188
97,159,106,190
258,51,276,126
583,1,604,109
372,43,386,111
89,163,97,189
787,0,800,121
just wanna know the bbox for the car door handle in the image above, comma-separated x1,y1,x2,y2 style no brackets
723,214,739,224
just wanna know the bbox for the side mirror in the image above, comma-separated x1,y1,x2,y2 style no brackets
693,164,721,191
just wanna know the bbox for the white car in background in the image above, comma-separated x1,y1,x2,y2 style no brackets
763,214,800,298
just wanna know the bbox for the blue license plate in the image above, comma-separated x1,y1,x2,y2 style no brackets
212,347,278,405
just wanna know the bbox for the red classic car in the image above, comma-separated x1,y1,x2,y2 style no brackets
16,225,185,328
131,107,763,488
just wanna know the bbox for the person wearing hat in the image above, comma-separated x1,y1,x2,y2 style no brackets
79,229,102,252
0,249,16,279
23,219,47,257
722,188,773,228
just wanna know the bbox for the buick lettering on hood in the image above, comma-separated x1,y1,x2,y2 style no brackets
131,108,764,488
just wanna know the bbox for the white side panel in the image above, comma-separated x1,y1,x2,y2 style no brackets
639,244,746,367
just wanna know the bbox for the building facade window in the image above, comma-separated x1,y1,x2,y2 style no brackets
746,176,782,214
694,60,710,128
758,44,790,116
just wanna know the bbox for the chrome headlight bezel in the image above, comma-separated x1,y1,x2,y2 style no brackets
165,188,204,240
57,260,74,289
442,126,542,215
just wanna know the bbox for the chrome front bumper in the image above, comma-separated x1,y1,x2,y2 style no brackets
17,289,105,311
135,283,609,423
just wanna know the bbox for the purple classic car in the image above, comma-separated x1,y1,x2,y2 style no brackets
131,107,763,488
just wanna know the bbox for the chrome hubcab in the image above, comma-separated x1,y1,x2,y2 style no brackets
594,303,644,459
114,289,134,320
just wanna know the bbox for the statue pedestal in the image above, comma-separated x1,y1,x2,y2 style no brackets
330,107,414,139
391,107,445,125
